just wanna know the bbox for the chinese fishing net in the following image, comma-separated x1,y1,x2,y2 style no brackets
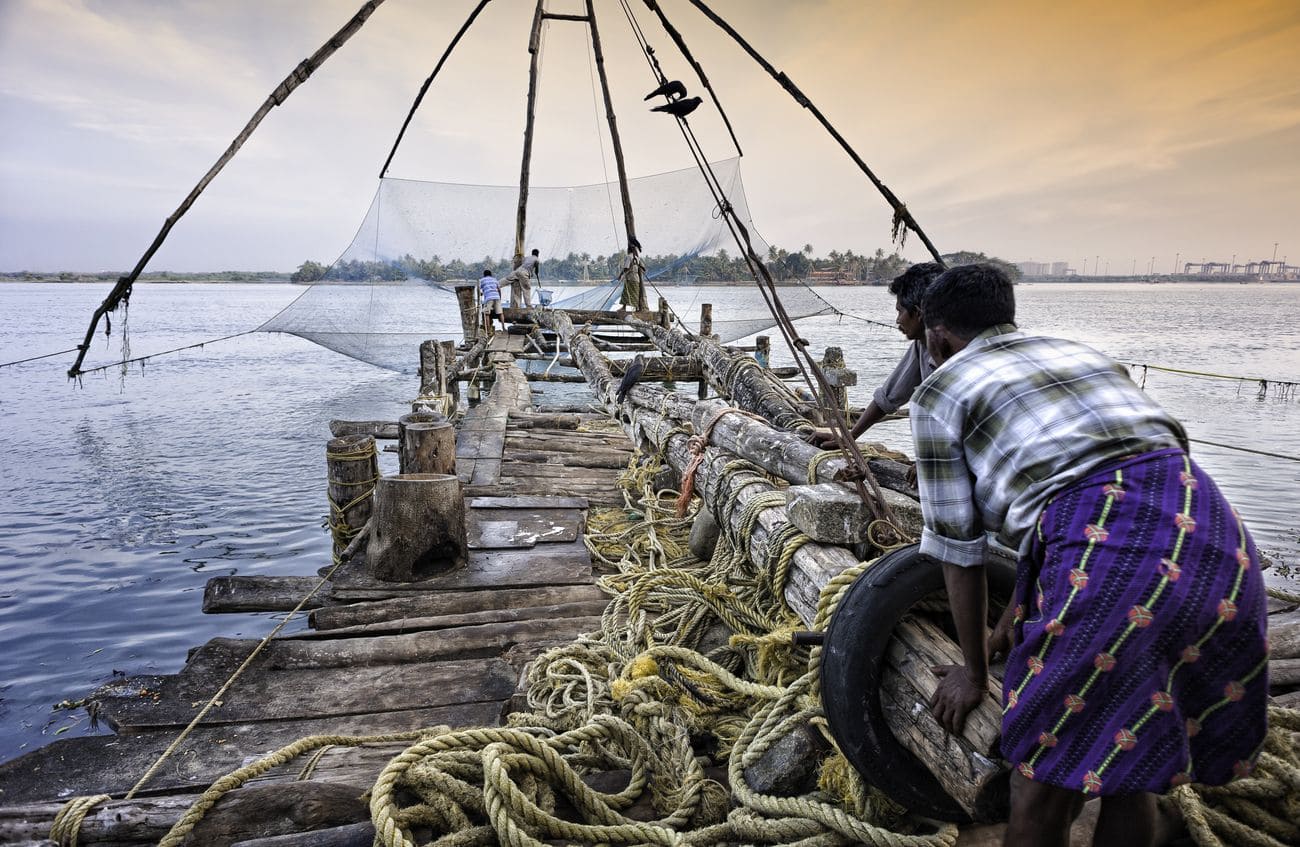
258,158,835,373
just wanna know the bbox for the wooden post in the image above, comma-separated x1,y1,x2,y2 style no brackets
754,335,771,368
821,345,855,423
585,0,638,253
419,340,439,395
514,0,547,267
657,296,670,329
401,422,457,475
326,434,377,564
698,303,713,399
367,473,466,582
455,284,479,342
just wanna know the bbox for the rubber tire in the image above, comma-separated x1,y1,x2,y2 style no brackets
820,544,1015,822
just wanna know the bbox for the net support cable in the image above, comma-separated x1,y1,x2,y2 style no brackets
683,0,945,266
65,0,388,379
619,0,904,535
377,0,495,179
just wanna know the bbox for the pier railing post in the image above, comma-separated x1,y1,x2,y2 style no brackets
326,434,378,564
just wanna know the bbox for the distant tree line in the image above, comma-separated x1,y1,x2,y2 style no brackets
290,246,1022,284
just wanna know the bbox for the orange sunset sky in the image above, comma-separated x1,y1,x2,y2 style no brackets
1,0,1297,272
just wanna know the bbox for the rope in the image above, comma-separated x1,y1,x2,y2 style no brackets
67,330,254,380
48,793,111,847
0,346,82,368
1188,437,1300,463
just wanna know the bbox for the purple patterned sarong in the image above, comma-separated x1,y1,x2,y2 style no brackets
1000,448,1268,795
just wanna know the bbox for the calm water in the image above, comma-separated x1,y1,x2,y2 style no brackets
0,281,1297,763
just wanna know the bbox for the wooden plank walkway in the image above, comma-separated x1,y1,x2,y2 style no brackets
0,356,633,827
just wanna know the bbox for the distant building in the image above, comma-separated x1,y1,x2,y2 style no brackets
1051,261,1069,276
1017,260,1072,277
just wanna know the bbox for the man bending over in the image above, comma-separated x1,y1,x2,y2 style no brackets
915,263,1267,847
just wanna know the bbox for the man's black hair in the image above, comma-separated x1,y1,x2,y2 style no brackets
531,249,539,256
922,263,1016,339
888,262,944,314
482,269,492,277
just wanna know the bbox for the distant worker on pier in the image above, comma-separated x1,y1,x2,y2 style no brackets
809,262,943,447
504,250,536,310
479,268,506,335
914,264,1267,847
617,238,648,313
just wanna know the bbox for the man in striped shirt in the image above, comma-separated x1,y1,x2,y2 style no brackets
914,264,1267,846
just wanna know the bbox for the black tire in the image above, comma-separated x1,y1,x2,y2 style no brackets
820,544,1015,822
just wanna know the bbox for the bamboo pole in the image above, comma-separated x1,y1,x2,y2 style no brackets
585,0,638,251
67,0,388,378
514,0,547,268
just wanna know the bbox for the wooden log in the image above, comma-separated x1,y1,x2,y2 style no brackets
1267,609,1300,660
326,435,377,563
203,576,332,613
514,0,546,264
1270,657,1300,689
368,473,466,581
883,615,1006,818
754,334,771,368
0,781,368,847
399,422,456,475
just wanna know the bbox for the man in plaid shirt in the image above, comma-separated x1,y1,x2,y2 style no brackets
914,264,1267,846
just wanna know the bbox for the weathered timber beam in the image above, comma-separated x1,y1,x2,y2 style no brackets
504,307,656,326
626,317,814,432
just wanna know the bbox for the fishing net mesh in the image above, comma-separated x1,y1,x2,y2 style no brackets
259,158,833,373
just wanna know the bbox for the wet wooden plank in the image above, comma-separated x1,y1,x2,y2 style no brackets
469,495,589,509
0,700,503,805
203,576,332,614
93,658,516,732
310,584,607,630
292,600,609,638
183,618,602,675
330,543,593,593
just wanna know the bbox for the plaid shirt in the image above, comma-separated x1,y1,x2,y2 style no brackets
911,324,1187,566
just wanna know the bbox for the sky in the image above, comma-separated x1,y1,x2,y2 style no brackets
1,0,1298,273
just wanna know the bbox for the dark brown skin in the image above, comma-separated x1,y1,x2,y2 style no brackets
809,297,924,447
924,321,1157,847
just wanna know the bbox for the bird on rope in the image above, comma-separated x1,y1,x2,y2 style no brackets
651,95,702,117
644,78,688,100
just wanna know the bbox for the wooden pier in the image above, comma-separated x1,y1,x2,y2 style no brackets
2,306,1297,847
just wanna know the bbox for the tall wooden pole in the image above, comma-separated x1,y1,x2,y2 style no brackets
514,0,547,268
585,0,638,252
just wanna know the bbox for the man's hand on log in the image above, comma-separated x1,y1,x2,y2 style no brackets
805,427,840,448
929,665,986,735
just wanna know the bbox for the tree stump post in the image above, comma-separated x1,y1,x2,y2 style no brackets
821,345,856,424
401,422,456,475
658,296,670,329
455,284,479,342
755,335,771,369
326,434,377,564
698,303,714,398
367,473,467,582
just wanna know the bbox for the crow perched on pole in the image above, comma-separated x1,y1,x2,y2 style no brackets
650,96,702,118
616,354,646,403
644,79,687,101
